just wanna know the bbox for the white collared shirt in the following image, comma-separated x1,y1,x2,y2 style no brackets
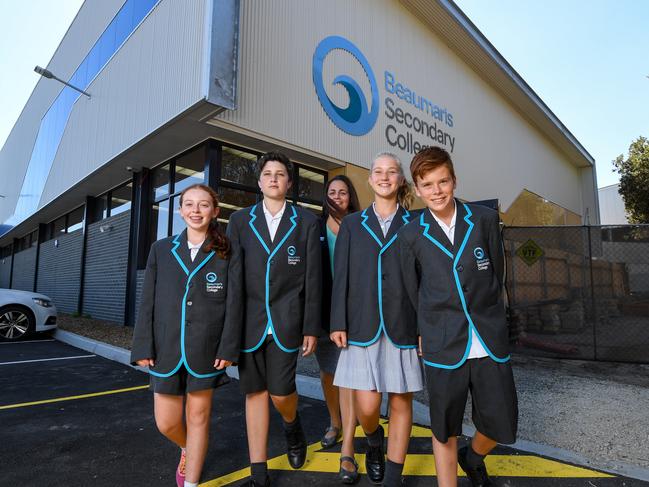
262,200,286,242
187,239,205,262
372,203,398,237
430,202,488,360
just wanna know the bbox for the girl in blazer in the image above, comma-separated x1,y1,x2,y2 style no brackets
226,151,322,487
316,175,362,484
399,147,518,487
330,152,423,487
131,184,242,487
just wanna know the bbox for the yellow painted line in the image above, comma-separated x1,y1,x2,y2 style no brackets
0,385,149,410
202,421,612,485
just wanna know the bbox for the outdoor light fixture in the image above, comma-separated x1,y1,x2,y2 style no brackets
34,65,91,98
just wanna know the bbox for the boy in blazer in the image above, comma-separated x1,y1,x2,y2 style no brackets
227,151,322,487
399,147,518,487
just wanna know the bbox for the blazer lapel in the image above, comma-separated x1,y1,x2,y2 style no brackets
361,207,386,247
171,230,194,275
270,202,296,251
452,200,470,255
385,206,410,241
249,203,272,254
420,208,454,258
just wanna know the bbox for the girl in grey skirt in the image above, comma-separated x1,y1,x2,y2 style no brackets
330,152,423,487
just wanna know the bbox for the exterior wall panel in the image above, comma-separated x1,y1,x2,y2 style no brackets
218,0,584,216
36,230,83,313
82,211,131,323
11,248,37,292
0,256,13,289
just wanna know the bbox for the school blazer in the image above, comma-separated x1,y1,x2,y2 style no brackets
227,202,322,353
130,230,243,378
330,206,418,348
319,217,334,334
399,200,510,368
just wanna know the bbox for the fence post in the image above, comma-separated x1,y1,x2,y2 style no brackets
587,225,598,361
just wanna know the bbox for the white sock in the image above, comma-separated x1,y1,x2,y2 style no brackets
184,482,198,487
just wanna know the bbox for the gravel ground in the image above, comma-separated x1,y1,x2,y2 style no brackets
57,314,649,471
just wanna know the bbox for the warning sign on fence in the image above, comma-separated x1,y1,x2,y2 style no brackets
516,239,544,266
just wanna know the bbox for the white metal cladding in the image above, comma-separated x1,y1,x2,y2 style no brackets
0,0,125,224
217,0,588,216
39,0,207,206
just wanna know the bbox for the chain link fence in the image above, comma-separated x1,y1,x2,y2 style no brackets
503,225,649,364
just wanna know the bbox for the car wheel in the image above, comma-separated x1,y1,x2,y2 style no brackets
0,306,35,341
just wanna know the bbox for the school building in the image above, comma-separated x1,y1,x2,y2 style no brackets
0,0,598,325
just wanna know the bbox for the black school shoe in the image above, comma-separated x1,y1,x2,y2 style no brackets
339,456,360,484
284,415,307,469
365,425,385,484
458,446,492,487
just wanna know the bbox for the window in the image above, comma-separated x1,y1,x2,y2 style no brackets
174,147,206,194
92,181,133,223
0,244,12,259
152,164,170,200
297,167,325,202
221,147,258,187
66,206,85,233
15,230,38,252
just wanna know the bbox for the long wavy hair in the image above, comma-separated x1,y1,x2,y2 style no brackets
179,184,230,259
323,175,361,223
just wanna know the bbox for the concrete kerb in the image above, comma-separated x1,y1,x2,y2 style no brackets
53,329,649,483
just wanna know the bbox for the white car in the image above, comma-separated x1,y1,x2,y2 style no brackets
0,289,58,341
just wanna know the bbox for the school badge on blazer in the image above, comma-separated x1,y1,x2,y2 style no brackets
287,245,301,265
474,247,490,271
205,272,223,293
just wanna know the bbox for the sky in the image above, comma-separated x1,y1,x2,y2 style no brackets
0,0,647,189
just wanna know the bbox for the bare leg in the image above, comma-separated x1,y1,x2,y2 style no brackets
432,435,458,487
270,391,299,422
339,386,357,470
246,391,270,463
471,431,497,456
353,389,382,434
184,389,214,483
386,393,412,464
154,392,186,448
320,371,342,431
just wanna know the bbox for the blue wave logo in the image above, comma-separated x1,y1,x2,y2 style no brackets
312,36,379,136
206,272,217,283
287,245,297,256
474,247,485,259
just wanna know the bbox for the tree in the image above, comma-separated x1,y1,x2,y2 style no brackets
613,136,649,224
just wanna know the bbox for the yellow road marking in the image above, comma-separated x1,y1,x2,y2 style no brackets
202,422,612,486
0,385,149,410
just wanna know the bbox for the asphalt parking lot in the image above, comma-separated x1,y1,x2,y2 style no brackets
1,337,647,486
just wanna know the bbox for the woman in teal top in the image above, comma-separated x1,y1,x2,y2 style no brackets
317,175,361,483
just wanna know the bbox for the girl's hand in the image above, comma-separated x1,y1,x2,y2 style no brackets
302,335,317,356
136,358,155,367
330,331,347,348
214,358,232,370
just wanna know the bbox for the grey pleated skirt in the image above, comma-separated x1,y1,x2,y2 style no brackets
333,334,424,393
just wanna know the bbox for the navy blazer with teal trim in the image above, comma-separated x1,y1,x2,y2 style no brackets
330,206,418,348
131,230,243,378
227,201,322,353
399,200,510,368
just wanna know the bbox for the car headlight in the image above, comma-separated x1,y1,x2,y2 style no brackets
32,298,52,308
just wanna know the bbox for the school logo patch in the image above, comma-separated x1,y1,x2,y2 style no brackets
287,245,301,265
474,246,490,271
205,272,223,293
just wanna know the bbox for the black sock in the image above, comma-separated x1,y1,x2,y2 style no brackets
283,413,300,431
384,459,404,485
466,445,486,468
365,425,383,447
250,462,268,484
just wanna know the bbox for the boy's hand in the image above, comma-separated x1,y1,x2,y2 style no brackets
302,335,317,356
214,358,232,370
136,358,155,367
330,331,348,348
418,336,422,357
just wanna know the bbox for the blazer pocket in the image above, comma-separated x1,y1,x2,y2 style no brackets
422,312,446,353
